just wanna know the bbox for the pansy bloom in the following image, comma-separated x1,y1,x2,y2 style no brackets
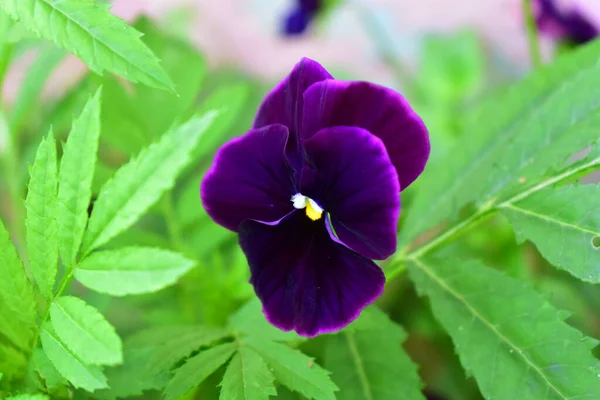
534,0,598,46
282,0,322,36
201,58,430,337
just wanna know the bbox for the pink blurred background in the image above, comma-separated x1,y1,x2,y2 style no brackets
4,0,600,101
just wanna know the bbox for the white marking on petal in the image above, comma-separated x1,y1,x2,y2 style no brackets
291,193,307,209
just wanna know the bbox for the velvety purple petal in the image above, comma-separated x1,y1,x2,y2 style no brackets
253,58,333,168
299,126,400,260
239,211,385,337
201,124,296,232
301,80,430,190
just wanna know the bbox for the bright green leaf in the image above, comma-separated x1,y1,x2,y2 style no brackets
30,347,68,392
74,247,196,296
0,341,27,381
325,308,425,400
50,296,122,366
501,184,600,282
56,89,101,268
40,324,108,392
0,219,36,350
220,346,276,400
5,394,49,400
0,0,175,91
247,338,338,400
402,40,600,246
408,257,600,400
164,342,236,400
81,111,218,254
25,131,58,298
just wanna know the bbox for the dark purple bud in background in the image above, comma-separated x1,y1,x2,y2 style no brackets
535,0,598,46
282,0,323,36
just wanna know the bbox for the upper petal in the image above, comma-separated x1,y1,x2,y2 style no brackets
302,80,430,190
253,58,333,167
201,124,295,232
239,211,384,337
300,126,400,260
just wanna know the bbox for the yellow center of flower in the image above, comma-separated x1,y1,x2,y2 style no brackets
291,193,324,221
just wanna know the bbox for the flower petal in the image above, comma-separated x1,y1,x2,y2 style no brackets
302,80,430,190
201,124,296,231
299,126,400,260
253,58,333,167
239,211,385,337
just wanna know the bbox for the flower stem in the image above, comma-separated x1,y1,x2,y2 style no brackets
522,0,543,68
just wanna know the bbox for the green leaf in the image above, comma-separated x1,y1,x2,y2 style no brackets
0,342,27,380
56,88,101,267
0,0,175,91
408,257,600,400
324,308,425,400
402,40,600,246
50,296,122,366
164,342,236,400
5,394,50,400
81,111,218,254
74,247,195,296
0,219,36,350
40,324,108,392
25,130,58,298
9,44,66,133
229,298,301,343
30,347,68,392
220,346,276,400
247,339,338,400
501,185,600,282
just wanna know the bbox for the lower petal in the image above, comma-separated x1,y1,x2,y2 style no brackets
238,212,385,337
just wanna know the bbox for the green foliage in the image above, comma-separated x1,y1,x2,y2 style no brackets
0,0,174,91
25,130,58,298
403,40,600,246
49,296,122,366
324,308,425,400
74,247,196,296
219,346,277,400
5,394,50,400
164,342,237,400
29,348,68,394
56,89,102,268
0,219,36,351
40,324,108,392
408,257,600,400
501,184,600,282
81,111,218,254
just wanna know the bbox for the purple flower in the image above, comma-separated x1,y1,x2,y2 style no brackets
282,0,322,36
534,0,598,45
201,58,430,337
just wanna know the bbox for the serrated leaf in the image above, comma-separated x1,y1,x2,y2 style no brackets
0,219,36,350
408,257,600,400
74,247,196,296
10,44,66,133
50,296,122,366
81,111,218,254
30,347,68,392
0,0,175,91
247,339,338,400
403,40,600,246
56,89,101,268
501,185,600,282
0,342,27,380
229,298,301,343
324,308,425,400
40,324,108,392
220,346,276,400
164,342,236,400
26,131,58,298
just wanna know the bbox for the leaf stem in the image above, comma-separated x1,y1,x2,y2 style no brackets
522,0,543,69
385,156,600,281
